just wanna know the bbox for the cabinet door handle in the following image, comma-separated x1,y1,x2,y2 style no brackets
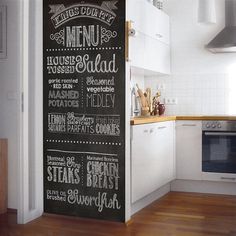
205,132,236,137
221,177,236,181
156,33,163,38
129,28,136,37
150,128,154,133
182,124,197,127
158,126,167,129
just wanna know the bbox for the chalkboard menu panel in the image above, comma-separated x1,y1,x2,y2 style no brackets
43,0,125,222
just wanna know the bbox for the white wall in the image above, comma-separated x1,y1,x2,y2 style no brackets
0,0,21,209
145,0,236,115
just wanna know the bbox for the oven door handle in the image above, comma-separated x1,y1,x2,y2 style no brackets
204,132,236,136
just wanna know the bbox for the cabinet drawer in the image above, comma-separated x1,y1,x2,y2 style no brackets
202,172,236,182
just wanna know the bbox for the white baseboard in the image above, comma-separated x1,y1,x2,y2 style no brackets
131,183,171,215
171,179,236,195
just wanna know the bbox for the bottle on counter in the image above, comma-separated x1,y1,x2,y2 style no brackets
158,103,165,116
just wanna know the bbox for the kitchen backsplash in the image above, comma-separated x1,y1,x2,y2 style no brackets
132,73,235,116
131,0,236,117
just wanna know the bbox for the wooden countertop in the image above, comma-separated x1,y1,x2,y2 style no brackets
130,116,176,125
177,116,236,121
131,116,236,125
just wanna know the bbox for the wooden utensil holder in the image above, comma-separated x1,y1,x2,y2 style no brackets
0,139,7,214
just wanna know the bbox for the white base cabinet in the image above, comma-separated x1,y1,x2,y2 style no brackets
131,119,236,208
131,121,175,203
176,121,202,180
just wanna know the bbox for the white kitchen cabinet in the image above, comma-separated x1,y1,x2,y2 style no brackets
129,32,145,70
131,121,175,203
176,121,202,180
127,0,170,74
129,33,170,74
127,0,170,44
145,36,170,74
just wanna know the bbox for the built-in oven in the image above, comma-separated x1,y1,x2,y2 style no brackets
202,121,236,174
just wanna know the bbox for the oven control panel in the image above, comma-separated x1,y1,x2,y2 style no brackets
202,120,236,131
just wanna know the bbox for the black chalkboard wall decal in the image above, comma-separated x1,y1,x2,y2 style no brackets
43,0,126,222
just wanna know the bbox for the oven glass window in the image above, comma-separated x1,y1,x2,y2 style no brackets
202,132,236,173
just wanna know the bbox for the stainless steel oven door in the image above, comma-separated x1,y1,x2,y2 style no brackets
202,131,236,173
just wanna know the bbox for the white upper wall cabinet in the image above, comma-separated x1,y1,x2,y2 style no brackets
127,0,170,74
145,36,170,74
128,0,170,44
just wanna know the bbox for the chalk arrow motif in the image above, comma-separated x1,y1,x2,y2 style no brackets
49,4,65,14
101,1,118,12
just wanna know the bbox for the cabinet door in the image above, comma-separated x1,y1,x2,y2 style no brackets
127,0,144,32
127,0,170,74
143,1,170,44
131,123,159,203
131,121,175,203
129,31,146,69
155,121,175,186
176,121,202,180
127,0,170,44
154,10,170,45
129,32,170,74
145,36,170,74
